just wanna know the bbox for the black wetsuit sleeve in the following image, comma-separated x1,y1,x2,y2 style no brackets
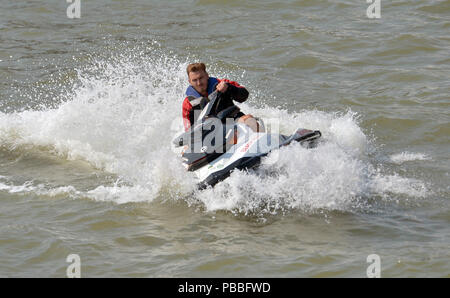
226,84,249,103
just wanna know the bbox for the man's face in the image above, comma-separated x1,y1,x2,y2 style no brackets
188,70,209,96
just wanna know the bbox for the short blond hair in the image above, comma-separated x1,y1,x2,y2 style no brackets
186,63,206,75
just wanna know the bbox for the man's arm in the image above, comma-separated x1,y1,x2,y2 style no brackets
182,97,193,131
218,79,249,103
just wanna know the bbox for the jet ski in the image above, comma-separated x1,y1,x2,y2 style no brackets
172,90,321,189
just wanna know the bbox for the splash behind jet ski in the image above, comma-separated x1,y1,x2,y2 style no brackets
172,90,321,189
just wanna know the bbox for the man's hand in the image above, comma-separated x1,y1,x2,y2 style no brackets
216,81,228,93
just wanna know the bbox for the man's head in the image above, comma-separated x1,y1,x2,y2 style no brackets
187,63,209,96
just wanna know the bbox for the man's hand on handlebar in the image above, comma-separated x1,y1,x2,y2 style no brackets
215,81,228,93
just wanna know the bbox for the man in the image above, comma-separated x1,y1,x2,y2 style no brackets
182,62,260,132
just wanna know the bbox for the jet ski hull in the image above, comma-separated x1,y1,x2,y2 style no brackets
195,129,321,189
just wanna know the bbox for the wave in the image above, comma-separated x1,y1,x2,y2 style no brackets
389,152,431,164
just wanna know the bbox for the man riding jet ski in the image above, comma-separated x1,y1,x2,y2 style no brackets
182,62,260,133
174,63,322,189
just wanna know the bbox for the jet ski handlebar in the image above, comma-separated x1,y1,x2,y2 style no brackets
199,89,222,121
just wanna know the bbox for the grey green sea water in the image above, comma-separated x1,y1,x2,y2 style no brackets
0,0,449,277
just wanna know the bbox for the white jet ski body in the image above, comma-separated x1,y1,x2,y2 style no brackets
172,90,321,189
